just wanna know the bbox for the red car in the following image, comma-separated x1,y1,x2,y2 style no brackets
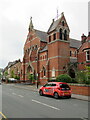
39,82,71,99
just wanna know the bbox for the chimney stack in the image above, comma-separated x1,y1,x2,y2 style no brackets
52,19,54,23
88,32,90,37
81,33,87,44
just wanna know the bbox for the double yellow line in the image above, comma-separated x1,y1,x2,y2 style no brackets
0,112,7,120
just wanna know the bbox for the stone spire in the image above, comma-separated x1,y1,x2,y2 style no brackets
61,12,64,17
28,17,34,32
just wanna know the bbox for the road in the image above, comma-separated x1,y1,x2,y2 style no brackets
1,84,89,119
0,85,2,119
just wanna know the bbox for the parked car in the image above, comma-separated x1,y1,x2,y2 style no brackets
39,82,71,99
8,78,17,83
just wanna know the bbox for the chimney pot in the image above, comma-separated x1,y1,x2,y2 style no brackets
52,19,54,23
81,33,86,44
82,33,84,36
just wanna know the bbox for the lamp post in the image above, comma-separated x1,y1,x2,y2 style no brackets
35,57,39,89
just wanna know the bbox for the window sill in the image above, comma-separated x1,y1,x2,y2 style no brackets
86,60,90,63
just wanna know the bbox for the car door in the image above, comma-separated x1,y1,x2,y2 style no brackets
43,83,52,95
49,83,57,95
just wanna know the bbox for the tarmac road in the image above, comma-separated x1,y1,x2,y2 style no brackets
2,84,89,119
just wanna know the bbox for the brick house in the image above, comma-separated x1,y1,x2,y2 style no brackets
77,33,90,70
3,59,21,79
21,12,89,85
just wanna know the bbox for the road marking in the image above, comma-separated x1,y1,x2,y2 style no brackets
12,92,24,98
0,112,7,119
18,95,24,98
12,92,17,95
32,99,60,110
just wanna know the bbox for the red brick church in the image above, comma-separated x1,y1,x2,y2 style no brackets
20,12,90,85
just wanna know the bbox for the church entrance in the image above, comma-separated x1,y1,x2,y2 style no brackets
69,68,75,78
27,65,34,83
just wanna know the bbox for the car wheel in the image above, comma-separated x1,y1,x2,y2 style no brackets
54,92,59,99
39,90,43,96
68,95,71,98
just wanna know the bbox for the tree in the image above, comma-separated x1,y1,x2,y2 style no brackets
76,71,87,84
4,71,8,82
0,72,1,79
4,71,8,77
14,75,20,80
10,70,15,78
85,66,90,84
76,66,90,84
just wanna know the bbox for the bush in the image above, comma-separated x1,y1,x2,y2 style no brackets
14,75,20,80
76,70,90,84
71,78,78,83
56,74,72,83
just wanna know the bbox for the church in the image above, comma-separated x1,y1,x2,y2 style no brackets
20,12,90,85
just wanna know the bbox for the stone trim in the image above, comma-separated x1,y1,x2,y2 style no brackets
40,77,48,79
48,39,70,44
39,59,47,62
26,36,39,44
49,69,65,72
48,56,70,60
68,83,90,87
70,57,77,59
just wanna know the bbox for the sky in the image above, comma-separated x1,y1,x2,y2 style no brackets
0,0,89,69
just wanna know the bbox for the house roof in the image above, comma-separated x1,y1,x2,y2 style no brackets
35,29,47,42
39,39,81,53
4,59,21,70
39,46,48,53
47,19,60,33
47,12,70,33
70,38,81,48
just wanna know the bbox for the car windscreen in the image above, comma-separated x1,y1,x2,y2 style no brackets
59,84,70,90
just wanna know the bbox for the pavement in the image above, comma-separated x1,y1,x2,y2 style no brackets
12,83,90,101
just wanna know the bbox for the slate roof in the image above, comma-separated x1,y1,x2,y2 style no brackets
70,38,81,48
39,46,48,53
35,29,47,42
47,19,60,33
47,12,70,33
39,39,81,53
4,59,21,70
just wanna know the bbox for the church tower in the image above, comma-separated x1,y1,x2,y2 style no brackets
47,12,70,79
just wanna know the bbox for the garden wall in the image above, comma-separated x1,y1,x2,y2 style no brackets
69,83,90,96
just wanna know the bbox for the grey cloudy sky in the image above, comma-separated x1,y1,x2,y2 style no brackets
0,0,89,68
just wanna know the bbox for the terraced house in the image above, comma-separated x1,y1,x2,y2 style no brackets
21,12,90,85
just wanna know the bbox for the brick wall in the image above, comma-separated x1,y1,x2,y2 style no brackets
69,84,90,96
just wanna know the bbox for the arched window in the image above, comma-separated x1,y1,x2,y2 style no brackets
21,70,22,75
70,51,72,56
49,36,51,42
27,65,32,73
35,45,38,50
43,67,46,77
86,51,90,61
64,30,67,40
53,33,56,40
75,51,77,57
62,21,64,26
59,28,62,40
